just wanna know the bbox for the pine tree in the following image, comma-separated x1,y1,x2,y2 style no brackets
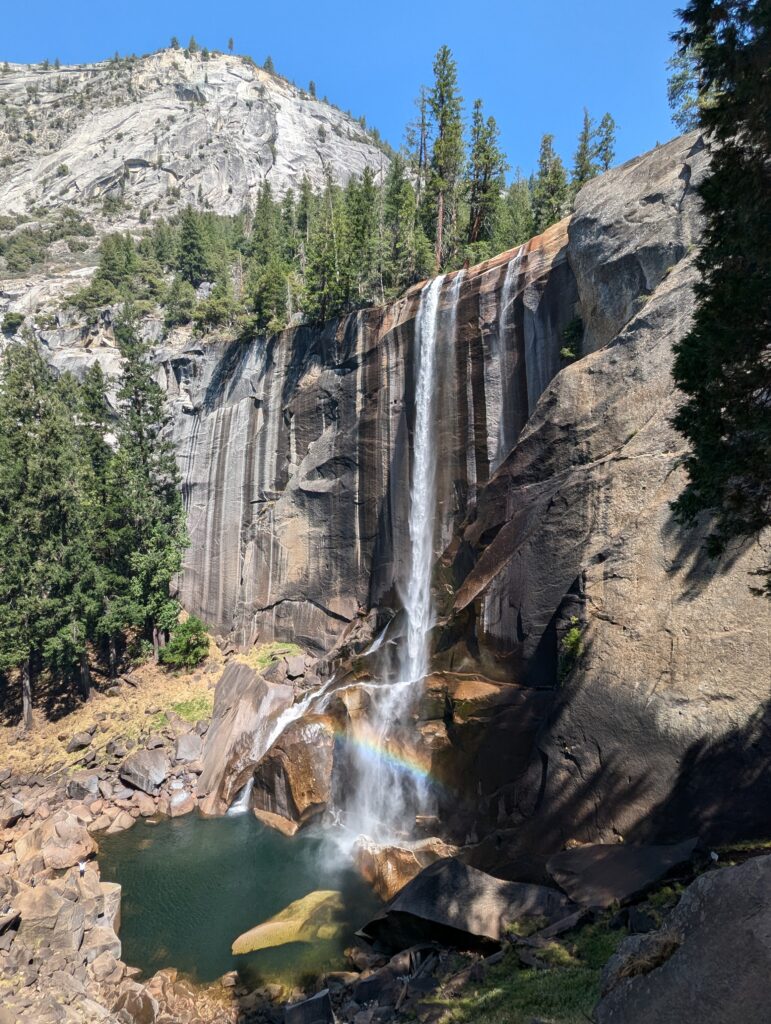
304,177,347,322
177,206,211,286
572,107,599,191
344,167,379,304
426,45,465,269
532,134,569,234
188,36,199,54
594,113,617,172
466,98,508,247
493,171,534,252
670,0,770,589
170,36,180,51
405,86,431,211
228,37,234,53
264,55,275,74
112,309,188,658
308,80,316,98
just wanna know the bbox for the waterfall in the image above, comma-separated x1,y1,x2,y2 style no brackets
340,273,447,846
492,248,523,471
227,777,254,816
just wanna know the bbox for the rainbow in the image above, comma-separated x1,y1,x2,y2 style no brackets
331,723,440,789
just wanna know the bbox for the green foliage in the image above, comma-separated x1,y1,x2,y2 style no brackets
1,311,24,335
560,316,583,361
159,616,210,669
559,616,583,679
170,36,180,50
571,107,599,191
467,98,508,247
264,55,275,74
670,1,770,591
532,133,569,234
429,917,627,1024
594,113,617,172
426,45,465,268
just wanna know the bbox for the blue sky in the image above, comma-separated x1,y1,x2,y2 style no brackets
2,0,682,176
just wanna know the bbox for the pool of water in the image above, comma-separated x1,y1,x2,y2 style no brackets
98,813,379,987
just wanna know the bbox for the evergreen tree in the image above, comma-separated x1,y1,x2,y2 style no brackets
594,113,617,172
493,172,534,252
177,206,212,286
344,166,380,303
572,107,599,191
667,43,719,131
304,178,347,322
309,80,317,98
170,36,180,50
405,86,431,211
426,45,465,269
670,0,770,588
112,309,188,658
188,36,199,54
466,98,507,247
264,55,275,74
532,134,569,234
228,37,234,53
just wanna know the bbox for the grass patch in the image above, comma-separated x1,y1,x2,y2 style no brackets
238,641,304,671
430,917,627,1024
148,695,214,731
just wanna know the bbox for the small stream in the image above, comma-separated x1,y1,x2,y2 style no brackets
99,813,379,988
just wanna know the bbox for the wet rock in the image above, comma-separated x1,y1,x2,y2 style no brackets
354,836,459,902
595,855,771,1024
252,715,336,831
66,732,93,753
232,891,344,954
546,839,698,909
119,750,170,795
359,858,574,953
106,811,136,834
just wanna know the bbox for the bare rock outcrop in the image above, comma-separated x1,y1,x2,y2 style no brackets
445,132,771,871
595,855,771,1024
196,660,294,815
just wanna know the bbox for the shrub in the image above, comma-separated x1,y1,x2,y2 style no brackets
1,311,24,335
559,615,583,680
159,616,210,669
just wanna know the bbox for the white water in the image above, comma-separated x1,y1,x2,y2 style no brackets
492,249,524,471
339,274,447,847
227,777,254,816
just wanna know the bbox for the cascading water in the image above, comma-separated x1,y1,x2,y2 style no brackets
341,273,447,846
491,248,524,471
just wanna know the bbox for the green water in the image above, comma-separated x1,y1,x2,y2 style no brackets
99,813,379,987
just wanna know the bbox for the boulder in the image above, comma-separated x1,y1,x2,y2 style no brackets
284,989,334,1024
546,839,698,908
196,662,294,816
119,750,170,795
66,732,93,753
81,923,121,963
252,714,336,831
15,810,97,872
15,883,85,952
0,797,23,829
285,655,306,680
354,836,459,901
595,855,771,1023
66,771,100,801
114,982,159,1024
106,811,136,834
174,733,202,763
359,857,574,953
232,890,344,955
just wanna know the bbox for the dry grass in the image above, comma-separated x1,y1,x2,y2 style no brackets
0,655,224,778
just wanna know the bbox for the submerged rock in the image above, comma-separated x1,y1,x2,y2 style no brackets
358,857,574,953
232,890,344,955
594,855,771,1023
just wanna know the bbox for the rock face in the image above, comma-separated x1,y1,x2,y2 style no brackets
441,132,771,869
0,49,388,225
166,220,575,648
595,855,771,1024
196,660,294,814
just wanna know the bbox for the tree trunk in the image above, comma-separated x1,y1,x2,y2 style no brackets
80,650,91,702
435,190,444,270
108,635,117,679
21,658,33,732
152,625,160,664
